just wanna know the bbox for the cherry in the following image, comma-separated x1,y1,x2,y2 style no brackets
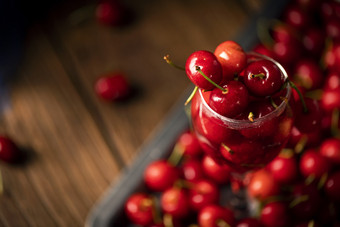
198,204,235,227
181,158,205,182
143,160,179,192
266,151,298,185
236,217,263,227
302,27,326,57
290,183,321,221
320,1,340,21
326,17,340,41
243,59,285,97
253,43,275,59
95,0,127,26
319,137,340,164
320,87,340,113
201,155,231,185
175,130,202,158
272,40,302,69
283,5,310,30
260,201,291,227
247,169,280,201
287,126,322,151
214,40,247,82
323,42,340,73
188,179,220,212
323,170,340,202
161,187,189,219
0,136,21,163
292,59,324,91
299,149,331,181
293,97,322,134
208,80,249,118
94,72,130,101
323,70,340,91
124,192,155,226
185,50,222,90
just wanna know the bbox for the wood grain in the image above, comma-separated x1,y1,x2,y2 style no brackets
0,0,265,226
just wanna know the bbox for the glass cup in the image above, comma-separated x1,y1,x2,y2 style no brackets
190,52,294,174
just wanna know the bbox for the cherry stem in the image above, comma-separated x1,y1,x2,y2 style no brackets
251,73,266,79
288,80,308,113
248,112,254,122
195,66,226,92
185,86,198,106
167,143,185,167
216,219,231,227
163,214,174,227
270,97,278,109
164,55,185,71
289,195,309,208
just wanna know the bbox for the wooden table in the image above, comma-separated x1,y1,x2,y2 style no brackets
0,0,265,226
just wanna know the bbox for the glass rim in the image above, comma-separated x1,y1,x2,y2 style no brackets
198,52,292,129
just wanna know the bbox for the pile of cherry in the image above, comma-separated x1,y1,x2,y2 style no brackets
123,0,340,226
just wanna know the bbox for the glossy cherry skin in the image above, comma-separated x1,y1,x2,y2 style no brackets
324,42,340,73
283,5,310,30
266,152,298,185
161,187,189,219
253,44,275,59
293,97,322,133
243,59,285,97
299,149,331,180
209,80,249,118
326,17,340,41
319,137,340,164
176,130,202,158
236,217,263,227
181,158,205,182
260,201,291,227
0,136,21,163
292,59,324,90
198,204,235,227
323,170,340,202
201,155,231,185
290,183,321,221
185,50,222,90
144,160,179,192
214,40,247,82
94,73,130,101
320,87,340,113
323,70,340,91
302,27,326,57
188,179,219,212
95,0,126,26
124,193,154,226
272,40,302,69
247,169,280,201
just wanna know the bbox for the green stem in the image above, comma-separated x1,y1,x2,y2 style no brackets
163,55,185,71
251,73,266,79
195,66,226,92
185,86,198,106
331,108,340,137
167,143,185,167
288,80,308,113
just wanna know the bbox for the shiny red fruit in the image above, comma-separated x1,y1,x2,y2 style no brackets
198,204,235,227
188,179,219,211
324,170,340,202
320,87,340,113
176,131,202,158
236,217,263,227
319,137,340,164
260,201,291,227
292,59,324,90
266,153,298,185
202,155,231,185
247,169,280,201
0,136,21,163
161,187,189,219
324,42,340,73
94,73,130,101
95,0,126,26
125,193,154,226
185,50,222,90
323,70,340,91
299,149,331,180
214,40,247,82
144,160,179,192
181,159,205,182
294,97,322,133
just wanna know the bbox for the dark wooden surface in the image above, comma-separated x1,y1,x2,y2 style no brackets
0,0,265,226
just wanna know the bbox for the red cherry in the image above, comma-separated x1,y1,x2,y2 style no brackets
94,73,130,101
294,97,322,133
124,193,155,226
0,136,21,163
287,125,322,150
266,152,298,185
260,201,291,227
188,179,219,211
247,169,280,201
181,159,205,183
201,155,231,185
95,0,126,26
323,170,340,202
320,87,340,113
185,50,222,90
290,183,321,221
161,187,189,219
272,40,302,69
323,42,340,73
208,80,249,118
236,217,263,227
144,160,179,192
283,5,310,30
319,137,340,164
176,130,202,158
253,43,275,59
302,27,326,57
243,59,285,97
292,59,324,91
323,70,340,91
326,17,340,41
321,1,340,21
299,149,331,180
214,40,247,82
198,205,235,227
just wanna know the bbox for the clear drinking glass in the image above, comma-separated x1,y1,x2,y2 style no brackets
190,52,294,174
